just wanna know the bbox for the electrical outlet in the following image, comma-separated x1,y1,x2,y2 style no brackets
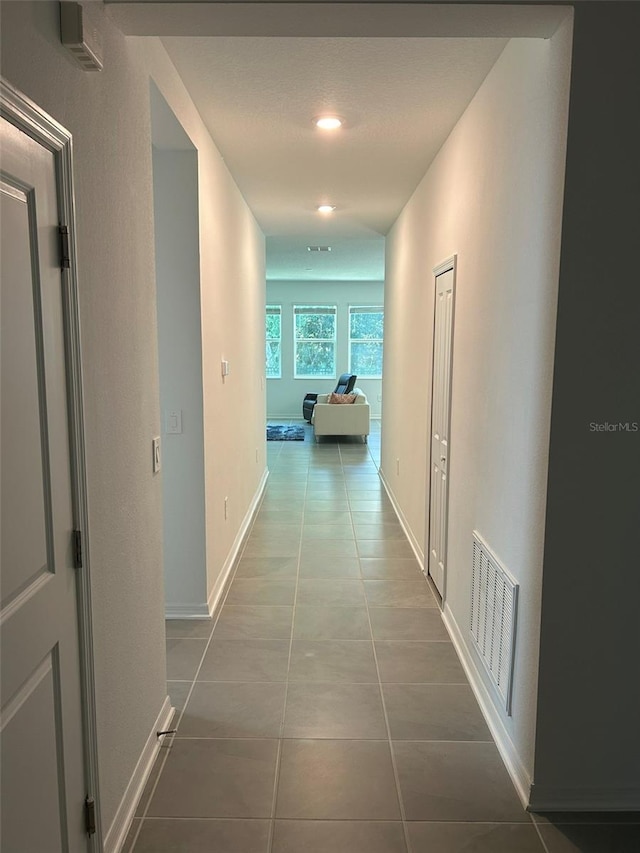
152,437,161,473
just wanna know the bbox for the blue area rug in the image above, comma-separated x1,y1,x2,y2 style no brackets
267,425,305,441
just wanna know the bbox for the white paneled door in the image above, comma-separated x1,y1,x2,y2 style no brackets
1,117,88,852
427,261,456,599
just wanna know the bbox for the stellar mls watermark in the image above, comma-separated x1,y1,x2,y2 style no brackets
589,421,638,433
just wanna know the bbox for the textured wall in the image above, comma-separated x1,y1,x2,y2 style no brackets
382,20,572,788
0,0,265,834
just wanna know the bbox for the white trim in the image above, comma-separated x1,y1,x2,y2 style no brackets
528,785,640,812
1,79,102,851
103,697,173,853
426,253,457,605
442,602,531,809
379,468,425,567
206,468,269,616
164,602,211,619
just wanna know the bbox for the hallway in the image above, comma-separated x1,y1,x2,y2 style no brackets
124,425,589,852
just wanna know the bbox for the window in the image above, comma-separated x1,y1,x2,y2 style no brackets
349,306,384,378
294,305,337,378
266,305,281,378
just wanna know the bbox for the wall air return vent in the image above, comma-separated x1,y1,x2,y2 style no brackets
60,2,103,72
470,531,519,715
307,246,332,252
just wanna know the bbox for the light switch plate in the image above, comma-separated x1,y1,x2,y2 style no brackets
165,410,182,434
152,437,161,473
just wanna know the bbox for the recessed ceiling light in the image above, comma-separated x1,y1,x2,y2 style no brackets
314,116,343,130
317,204,336,214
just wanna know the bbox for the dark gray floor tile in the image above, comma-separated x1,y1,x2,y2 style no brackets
383,684,491,740
133,818,270,852
199,638,290,682
351,510,399,523
303,510,351,524
283,683,387,738
165,619,213,639
166,681,191,714
255,509,304,523
360,558,423,580
358,540,415,558
214,605,294,639
122,818,141,853
178,681,286,738
297,578,366,607
393,741,529,822
407,822,544,852
375,641,466,683
242,539,300,558
165,638,207,681
298,553,361,578
364,580,437,608
293,606,371,640
369,607,449,641
301,540,358,561
289,639,378,682
349,501,392,512
272,820,407,853
536,823,640,853
235,556,298,579
225,578,296,606
147,739,278,818
305,500,350,512
276,739,401,819
302,523,355,540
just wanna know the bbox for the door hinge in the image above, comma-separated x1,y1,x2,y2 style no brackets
73,529,83,569
84,796,96,836
58,224,70,269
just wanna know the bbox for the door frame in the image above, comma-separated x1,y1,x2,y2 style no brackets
1,79,102,851
425,253,457,606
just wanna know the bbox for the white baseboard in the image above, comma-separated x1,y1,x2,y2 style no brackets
379,468,425,566
206,467,269,617
442,602,531,809
103,696,174,853
164,602,210,619
529,784,640,812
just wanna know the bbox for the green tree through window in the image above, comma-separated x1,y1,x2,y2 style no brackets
349,306,384,378
266,305,281,378
294,305,336,378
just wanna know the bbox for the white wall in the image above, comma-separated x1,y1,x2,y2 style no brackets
152,145,208,617
266,280,384,418
0,0,266,839
382,20,572,800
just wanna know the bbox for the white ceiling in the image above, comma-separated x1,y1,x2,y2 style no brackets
160,35,506,279
108,2,569,282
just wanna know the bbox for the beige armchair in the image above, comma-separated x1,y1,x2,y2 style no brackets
311,388,370,442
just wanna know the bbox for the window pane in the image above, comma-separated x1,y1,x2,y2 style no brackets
295,313,335,340
350,310,383,340
351,341,383,377
266,341,281,378
295,341,335,377
266,313,281,339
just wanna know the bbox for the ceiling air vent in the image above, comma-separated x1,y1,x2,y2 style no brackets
307,246,332,252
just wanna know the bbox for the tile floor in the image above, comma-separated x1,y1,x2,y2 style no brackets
124,421,640,852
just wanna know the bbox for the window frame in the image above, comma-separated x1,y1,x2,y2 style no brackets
348,305,384,379
293,304,337,380
265,304,282,379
